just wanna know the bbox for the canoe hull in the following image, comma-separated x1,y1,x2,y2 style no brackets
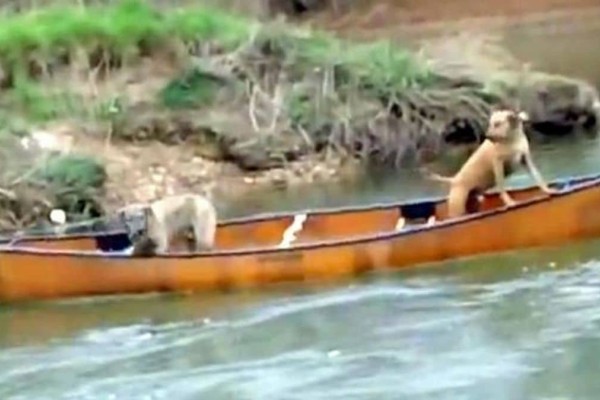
1,175,599,303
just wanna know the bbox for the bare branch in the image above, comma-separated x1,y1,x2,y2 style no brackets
0,187,16,200
248,82,262,133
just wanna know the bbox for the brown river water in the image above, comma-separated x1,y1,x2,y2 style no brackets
2,18,600,400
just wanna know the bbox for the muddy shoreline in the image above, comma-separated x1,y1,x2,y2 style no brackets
305,0,600,33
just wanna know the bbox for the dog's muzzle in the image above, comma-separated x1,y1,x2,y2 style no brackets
485,127,511,142
507,113,519,129
117,209,147,242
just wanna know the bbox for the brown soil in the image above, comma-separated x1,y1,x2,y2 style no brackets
293,0,600,43
36,120,361,213
18,54,362,214
309,0,600,30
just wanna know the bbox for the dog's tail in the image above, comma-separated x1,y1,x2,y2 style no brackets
419,167,453,185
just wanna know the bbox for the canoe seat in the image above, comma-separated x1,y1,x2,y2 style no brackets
396,201,437,230
401,201,436,220
95,233,132,252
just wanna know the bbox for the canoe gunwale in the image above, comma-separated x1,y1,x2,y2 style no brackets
3,173,599,260
218,173,600,227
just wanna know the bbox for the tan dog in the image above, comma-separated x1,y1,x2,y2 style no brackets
118,193,217,256
423,108,558,218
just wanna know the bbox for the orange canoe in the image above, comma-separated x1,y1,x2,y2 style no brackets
1,173,599,303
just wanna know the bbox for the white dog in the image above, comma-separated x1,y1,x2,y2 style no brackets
118,193,217,256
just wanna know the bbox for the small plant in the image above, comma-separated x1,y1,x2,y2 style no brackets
7,70,88,121
0,0,250,71
160,69,224,109
35,153,106,191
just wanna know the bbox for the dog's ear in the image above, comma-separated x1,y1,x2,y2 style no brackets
142,206,152,219
507,112,519,128
518,111,529,121
507,110,528,131
487,110,505,129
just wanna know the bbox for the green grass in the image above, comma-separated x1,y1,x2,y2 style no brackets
10,74,78,120
248,26,435,96
160,69,225,109
0,0,432,93
6,76,107,122
35,153,106,190
0,0,437,156
0,0,250,62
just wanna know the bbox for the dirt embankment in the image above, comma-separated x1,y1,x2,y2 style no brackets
0,0,599,232
296,0,600,32
273,0,600,37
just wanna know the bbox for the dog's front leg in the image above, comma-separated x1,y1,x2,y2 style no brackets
523,152,559,195
153,231,170,254
493,157,516,207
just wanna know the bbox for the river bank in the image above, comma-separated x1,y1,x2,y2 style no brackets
297,0,600,38
0,0,598,230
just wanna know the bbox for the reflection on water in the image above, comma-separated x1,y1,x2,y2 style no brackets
3,16,600,400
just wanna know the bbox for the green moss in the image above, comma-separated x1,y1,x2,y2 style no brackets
0,0,250,64
11,78,63,121
35,154,106,191
160,69,224,109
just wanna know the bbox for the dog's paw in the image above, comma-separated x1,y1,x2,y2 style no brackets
545,187,561,196
500,194,517,208
503,200,517,208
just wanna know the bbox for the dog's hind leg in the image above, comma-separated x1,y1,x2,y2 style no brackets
192,211,217,253
446,186,469,219
192,224,215,252
184,227,197,253
465,189,483,214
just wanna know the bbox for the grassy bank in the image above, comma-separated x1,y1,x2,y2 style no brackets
0,0,450,165
0,0,597,230
0,0,442,230
0,0,434,119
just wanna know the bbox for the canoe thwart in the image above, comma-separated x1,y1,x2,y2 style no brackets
395,217,406,231
400,201,437,220
395,201,437,230
278,213,307,248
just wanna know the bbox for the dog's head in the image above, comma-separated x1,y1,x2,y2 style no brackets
485,109,529,142
116,203,151,243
